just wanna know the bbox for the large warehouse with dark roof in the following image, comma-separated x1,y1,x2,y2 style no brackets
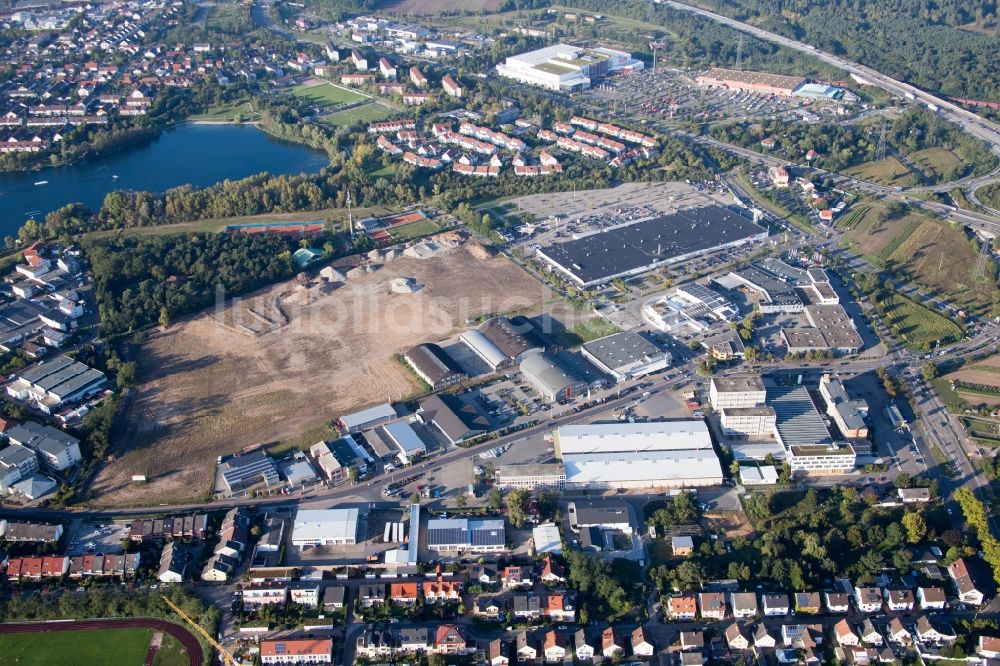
535,205,767,288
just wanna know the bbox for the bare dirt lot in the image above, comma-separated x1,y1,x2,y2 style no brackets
377,0,501,14
701,511,755,539
90,239,550,506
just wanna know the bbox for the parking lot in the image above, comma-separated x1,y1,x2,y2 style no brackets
66,520,127,556
587,68,817,125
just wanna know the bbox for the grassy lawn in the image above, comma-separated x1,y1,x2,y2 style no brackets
909,147,965,181
844,157,919,188
205,3,240,29
290,82,367,109
388,218,442,241
369,164,397,178
151,632,193,666
880,293,964,351
322,102,397,128
0,628,153,666
187,100,259,122
556,317,621,346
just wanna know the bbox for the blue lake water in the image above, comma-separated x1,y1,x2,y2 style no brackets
0,123,329,236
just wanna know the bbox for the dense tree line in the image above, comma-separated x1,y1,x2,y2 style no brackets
85,233,297,334
689,0,999,103
955,486,1000,584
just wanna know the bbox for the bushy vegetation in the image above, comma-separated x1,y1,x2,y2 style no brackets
712,108,997,179
85,233,298,334
649,487,942,594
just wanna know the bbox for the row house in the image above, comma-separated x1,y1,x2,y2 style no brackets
241,582,288,609
6,556,69,580
423,578,462,604
69,553,140,578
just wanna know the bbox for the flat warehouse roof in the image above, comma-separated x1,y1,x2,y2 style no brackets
556,420,712,456
563,450,723,484
537,206,765,286
293,508,358,542
582,331,664,371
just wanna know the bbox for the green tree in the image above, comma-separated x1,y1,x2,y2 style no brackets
922,362,939,380
455,494,468,509
507,489,529,529
487,488,503,511
348,466,360,483
902,512,927,544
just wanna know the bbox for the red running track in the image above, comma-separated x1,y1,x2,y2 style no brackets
0,617,204,666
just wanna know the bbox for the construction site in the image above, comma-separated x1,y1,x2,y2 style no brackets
89,234,550,506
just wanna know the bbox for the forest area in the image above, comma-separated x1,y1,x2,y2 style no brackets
689,0,999,103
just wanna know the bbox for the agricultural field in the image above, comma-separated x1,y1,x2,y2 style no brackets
322,102,397,128
837,205,921,261
0,628,154,666
91,238,551,506
290,81,367,109
844,157,919,187
378,0,502,13
945,353,1000,407
879,292,963,351
840,204,1000,316
205,3,242,29
908,147,966,181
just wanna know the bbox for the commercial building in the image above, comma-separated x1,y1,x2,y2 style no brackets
787,443,857,475
0,443,40,491
292,508,359,548
695,67,807,97
480,316,544,365
555,421,724,489
416,393,490,445
781,305,862,355
720,406,777,438
720,265,803,314
404,344,466,390
260,638,333,665
643,283,738,333
0,520,62,542
494,463,567,490
338,403,397,433
460,329,510,371
519,352,590,403
427,518,506,553
533,523,562,554
536,206,767,288
5,421,81,471
496,44,642,92
767,385,835,449
220,450,280,494
819,374,869,438
581,331,670,382
568,500,632,532
709,376,766,410
739,465,780,485
381,420,427,465
5,354,107,413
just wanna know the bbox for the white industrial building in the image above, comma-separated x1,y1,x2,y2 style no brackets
709,376,766,410
382,420,427,465
720,406,777,438
554,421,724,489
460,329,509,371
5,355,108,414
292,509,359,548
581,331,670,382
495,44,642,92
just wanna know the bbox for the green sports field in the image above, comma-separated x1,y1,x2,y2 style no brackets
322,102,397,127
290,82,367,109
0,628,154,665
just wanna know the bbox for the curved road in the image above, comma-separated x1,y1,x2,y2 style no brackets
0,617,204,666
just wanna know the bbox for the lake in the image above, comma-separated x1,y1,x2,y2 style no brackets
0,123,329,237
